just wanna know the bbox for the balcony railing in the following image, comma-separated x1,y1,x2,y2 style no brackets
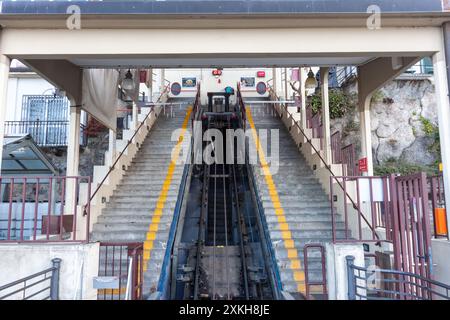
0,176,91,243
4,120,87,147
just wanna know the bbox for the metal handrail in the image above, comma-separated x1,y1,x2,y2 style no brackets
303,244,327,300
0,258,61,300
266,85,380,241
83,84,171,215
347,256,450,300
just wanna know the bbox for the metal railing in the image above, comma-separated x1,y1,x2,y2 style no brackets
266,86,380,241
0,258,61,300
335,66,357,87
98,243,144,300
346,255,450,300
4,120,87,147
330,175,391,243
303,244,327,300
0,176,91,243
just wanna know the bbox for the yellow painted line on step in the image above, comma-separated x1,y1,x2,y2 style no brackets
246,107,306,294
143,106,193,269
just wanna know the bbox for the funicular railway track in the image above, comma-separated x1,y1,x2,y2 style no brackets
169,91,279,300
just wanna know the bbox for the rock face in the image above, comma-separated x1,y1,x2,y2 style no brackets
42,130,109,177
330,78,439,166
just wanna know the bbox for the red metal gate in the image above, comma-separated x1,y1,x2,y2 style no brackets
390,173,433,298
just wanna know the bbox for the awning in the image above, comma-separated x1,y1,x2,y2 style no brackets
2,134,58,175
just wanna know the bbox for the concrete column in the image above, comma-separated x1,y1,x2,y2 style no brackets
284,67,288,100
65,106,81,214
132,101,138,131
0,55,10,172
433,49,450,233
107,129,117,166
358,95,374,176
147,68,153,102
325,243,365,300
66,106,81,177
272,67,278,96
299,68,307,130
320,67,332,165
160,68,166,93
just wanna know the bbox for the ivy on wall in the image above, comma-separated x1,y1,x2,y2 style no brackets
308,89,355,119
419,115,441,164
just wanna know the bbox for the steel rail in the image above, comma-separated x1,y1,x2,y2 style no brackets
193,165,209,300
212,162,217,299
222,163,231,300
231,164,251,299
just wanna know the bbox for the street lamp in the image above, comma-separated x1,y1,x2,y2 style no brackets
122,69,135,90
304,68,317,90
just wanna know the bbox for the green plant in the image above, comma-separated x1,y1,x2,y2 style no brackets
371,90,385,102
308,89,354,119
419,116,441,163
374,160,439,176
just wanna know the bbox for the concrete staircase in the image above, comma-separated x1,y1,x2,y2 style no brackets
92,105,191,298
247,105,347,297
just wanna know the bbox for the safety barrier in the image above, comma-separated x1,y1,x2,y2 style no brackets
330,175,390,243
346,255,450,300
0,258,61,300
97,242,143,300
303,244,327,300
0,176,91,243
4,120,87,147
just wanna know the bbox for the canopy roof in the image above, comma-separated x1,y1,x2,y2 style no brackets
2,134,58,175
0,0,445,15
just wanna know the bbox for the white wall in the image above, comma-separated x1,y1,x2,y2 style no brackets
0,242,99,300
7,74,56,121
164,68,272,103
431,238,450,298
326,243,365,300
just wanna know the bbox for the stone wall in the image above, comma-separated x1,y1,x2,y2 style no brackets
42,130,109,177
330,77,439,168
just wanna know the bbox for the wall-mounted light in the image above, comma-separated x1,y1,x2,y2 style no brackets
122,69,135,90
305,68,317,89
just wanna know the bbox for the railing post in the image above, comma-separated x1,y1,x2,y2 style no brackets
50,258,62,300
346,255,356,300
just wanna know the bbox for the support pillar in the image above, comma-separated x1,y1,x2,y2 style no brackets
160,68,166,93
358,95,374,176
65,106,81,214
320,67,332,165
284,67,288,100
433,47,450,234
272,67,278,97
0,55,10,173
107,129,117,166
356,56,420,177
299,68,307,130
132,101,138,131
